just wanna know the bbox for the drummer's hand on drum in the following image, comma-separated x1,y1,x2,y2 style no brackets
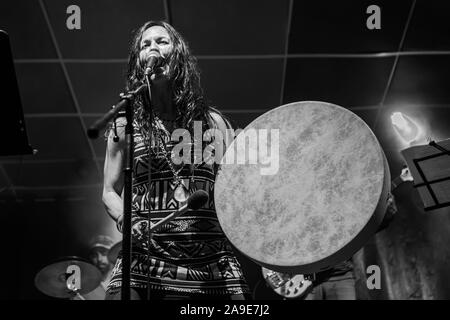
377,193,398,232
386,193,398,217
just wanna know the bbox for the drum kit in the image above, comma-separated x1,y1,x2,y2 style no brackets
34,243,122,300
35,101,391,299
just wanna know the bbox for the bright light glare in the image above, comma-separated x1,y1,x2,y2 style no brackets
391,112,421,145
391,112,411,134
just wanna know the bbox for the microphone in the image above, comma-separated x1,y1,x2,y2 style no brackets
144,53,163,76
149,190,209,232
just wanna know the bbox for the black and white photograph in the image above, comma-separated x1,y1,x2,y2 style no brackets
1,0,450,307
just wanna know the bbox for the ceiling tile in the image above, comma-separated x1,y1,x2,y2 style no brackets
3,160,100,187
171,0,290,55
67,63,127,113
198,58,284,111
13,185,103,203
385,55,450,106
0,188,15,201
283,57,395,107
24,117,92,159
0,154,37,164
0,165,11,188
403,0,450,51
15,63,75,114
44,0,166,58
348,107,379,129
289,0,413,53
0,0,56,59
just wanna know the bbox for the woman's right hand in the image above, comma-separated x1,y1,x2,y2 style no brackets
117,218,153,245
131,220,151,244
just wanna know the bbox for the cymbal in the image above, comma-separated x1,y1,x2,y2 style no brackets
34,256,102,299
108,241,122,264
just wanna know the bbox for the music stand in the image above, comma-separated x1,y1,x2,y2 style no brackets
401,139,450,211
0,30,33,156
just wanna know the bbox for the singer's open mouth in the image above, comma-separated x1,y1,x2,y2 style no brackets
153,66,166,74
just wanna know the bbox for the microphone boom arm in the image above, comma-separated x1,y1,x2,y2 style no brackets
87,83,147,139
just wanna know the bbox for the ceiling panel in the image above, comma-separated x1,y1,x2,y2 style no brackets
349,107,379,129
403,0,450,51
3,160,100,187
14,63,75,114
43,0,166,58
6,183,102,203
0,188,15,201
288,0,413,53
24,117,92,159
198,58,284,111
283,57,395,107
0,165,12,188
0,0,56,59
171,0,290,55
13,184,102,201
67,63,127,113
385,55,450,106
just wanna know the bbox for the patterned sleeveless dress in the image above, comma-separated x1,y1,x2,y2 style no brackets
107,119,249,296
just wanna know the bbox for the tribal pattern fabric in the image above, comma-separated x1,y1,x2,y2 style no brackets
107,122,250,296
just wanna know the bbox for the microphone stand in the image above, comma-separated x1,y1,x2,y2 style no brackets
87,82,148,301
144,68,154,301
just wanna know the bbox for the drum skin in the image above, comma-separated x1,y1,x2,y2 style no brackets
215,101,391,274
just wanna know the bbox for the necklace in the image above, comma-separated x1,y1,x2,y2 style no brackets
152,117,190,203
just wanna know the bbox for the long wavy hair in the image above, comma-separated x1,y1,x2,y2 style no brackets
126,21,214,139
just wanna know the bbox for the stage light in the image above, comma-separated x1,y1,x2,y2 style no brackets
391,112,422,146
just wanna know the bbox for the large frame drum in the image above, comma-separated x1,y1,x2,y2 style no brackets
215,101,390,274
